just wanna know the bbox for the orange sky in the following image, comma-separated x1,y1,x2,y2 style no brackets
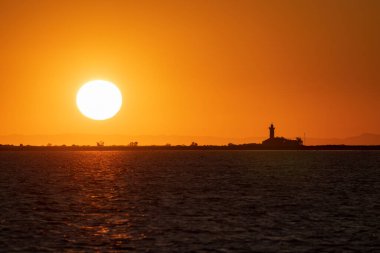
0,0,379,145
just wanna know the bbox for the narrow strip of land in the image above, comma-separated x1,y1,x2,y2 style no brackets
0,144,379,151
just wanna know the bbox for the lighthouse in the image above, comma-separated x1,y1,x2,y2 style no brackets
263,123,302,147
269,124,275,139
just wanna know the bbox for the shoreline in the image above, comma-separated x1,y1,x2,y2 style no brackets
1,145,380,151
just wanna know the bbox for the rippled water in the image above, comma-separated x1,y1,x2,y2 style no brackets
0,151,379,252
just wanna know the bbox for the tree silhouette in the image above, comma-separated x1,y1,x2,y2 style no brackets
190,142,198,147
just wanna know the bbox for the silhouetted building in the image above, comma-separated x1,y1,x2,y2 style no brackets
262,124,303,147
269,123,275,139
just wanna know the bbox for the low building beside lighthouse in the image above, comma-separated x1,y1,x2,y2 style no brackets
262,123,303,147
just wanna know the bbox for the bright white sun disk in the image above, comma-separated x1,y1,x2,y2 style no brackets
76,80,122,120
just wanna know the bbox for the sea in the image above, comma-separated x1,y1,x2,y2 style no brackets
0,151,378,252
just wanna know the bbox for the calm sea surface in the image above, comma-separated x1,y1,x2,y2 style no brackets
0,151,379,252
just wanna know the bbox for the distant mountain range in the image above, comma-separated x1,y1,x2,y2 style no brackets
305,133,380,146
0,133,379,146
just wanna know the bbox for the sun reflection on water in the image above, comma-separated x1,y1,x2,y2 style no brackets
67,152,141,248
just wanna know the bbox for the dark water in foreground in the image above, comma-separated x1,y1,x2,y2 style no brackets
0,151,379,252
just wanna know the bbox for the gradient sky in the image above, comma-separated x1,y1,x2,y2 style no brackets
0,0,379,144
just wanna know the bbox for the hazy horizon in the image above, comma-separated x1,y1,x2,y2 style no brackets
1,132,380,146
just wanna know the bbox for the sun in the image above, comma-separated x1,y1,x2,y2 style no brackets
76,80,122,120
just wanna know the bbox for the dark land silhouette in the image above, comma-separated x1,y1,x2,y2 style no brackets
1,124,379,151
262,123,303,147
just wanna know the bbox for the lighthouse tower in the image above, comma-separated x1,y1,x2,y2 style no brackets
269,124,275,139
